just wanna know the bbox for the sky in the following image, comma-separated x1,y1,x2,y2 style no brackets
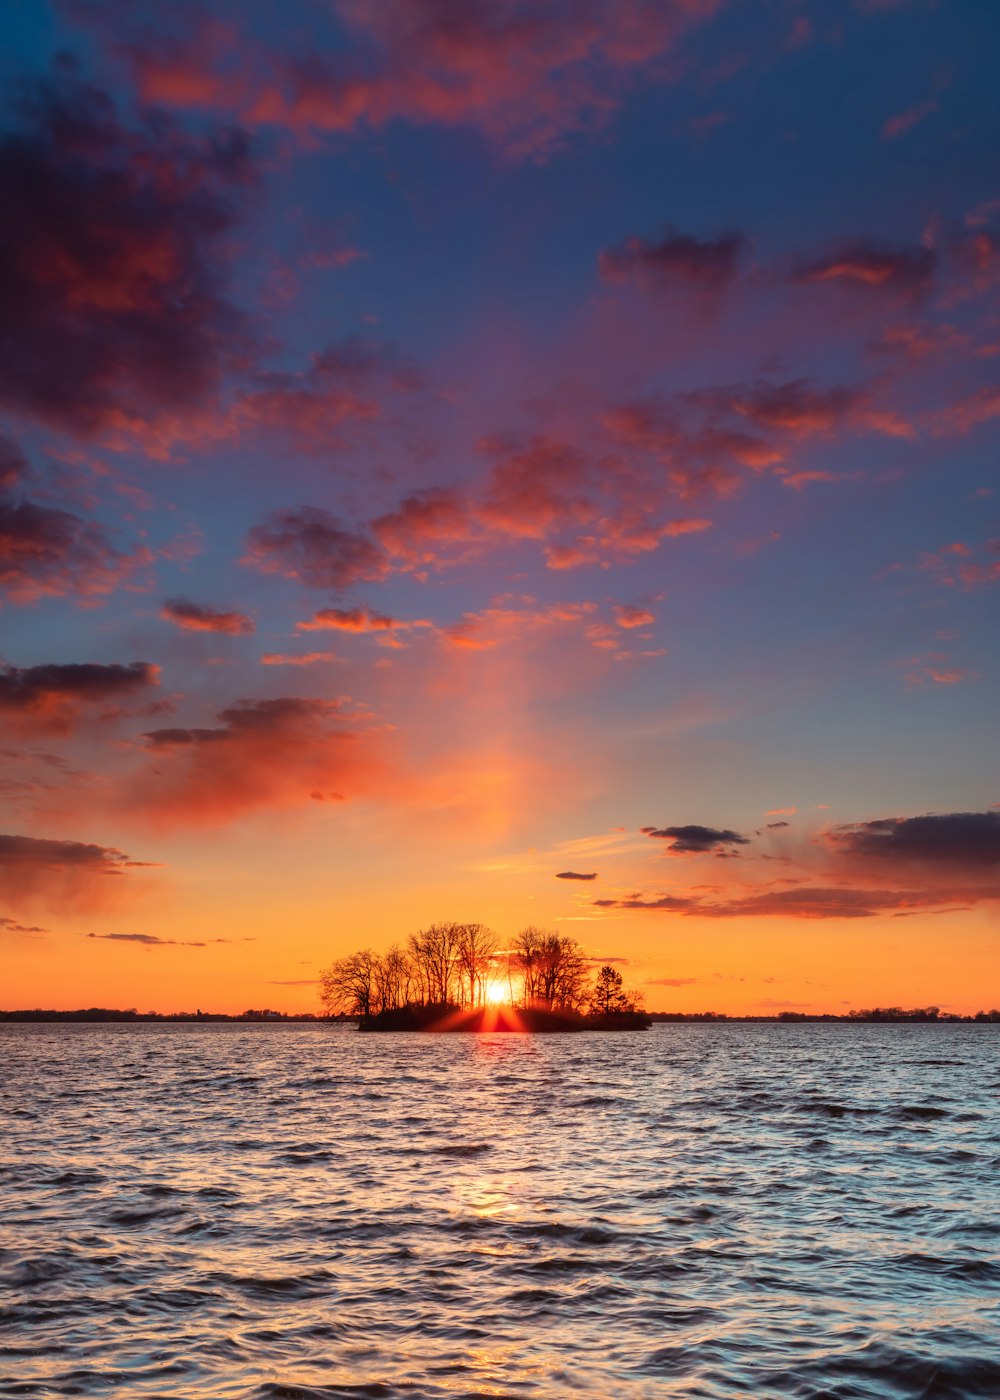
1,0,998,1016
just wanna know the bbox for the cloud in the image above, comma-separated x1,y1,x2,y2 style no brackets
117,0,721,161
596,885,1000,919
614,604,655,629
478,436,596,540
260,651,338,666
86,931,207,948
0,65,254,434
0,832,155,909
599,227,744,292
793,242,936,296
0,914,47,935
441,599,597,651
932,387,1000,437
918,539,1000,589
372,489,476,566
827,810,1000,870
725,380,864,435
296,605,428,634
685,377,914,446
0,662,159,733
556,870,597,880
0,437,148,602
243,507,387,591
642,823,750,854
232,340,398,452
881,97,939,142
645,976,699,986
160,599,255,635
130,694,385,826
903,659,974,688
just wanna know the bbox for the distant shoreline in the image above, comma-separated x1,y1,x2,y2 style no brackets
1,1008,998,1024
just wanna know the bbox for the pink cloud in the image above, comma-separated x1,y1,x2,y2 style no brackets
127,695,389,827
614,604,656,629
121,1,723,161
260,652,339,666
881,98,939,142
160,599,255,636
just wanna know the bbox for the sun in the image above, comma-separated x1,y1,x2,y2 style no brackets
484,981,506,1006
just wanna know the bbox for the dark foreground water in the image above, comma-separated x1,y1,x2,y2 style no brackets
1,1024,998,1400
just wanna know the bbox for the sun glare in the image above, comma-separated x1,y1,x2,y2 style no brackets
485,981,506,1005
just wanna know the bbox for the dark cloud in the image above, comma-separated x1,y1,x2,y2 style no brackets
642,824,750,854
86,931,207,947
556,870,597,880
143,696,345,747
595,893,691,910
0,64,254,433
242,507,387,591
0,832,155,908
828,810,1000,869
767,820,790,829
1,914,47,934
596,885,1000,919
0,434,29,490
599,228,744,291
681,376,913,447
0,833,140,871
0,663,158,725
160,599,255,635
724,380,863,435
0,436,147,602
793,242,936,296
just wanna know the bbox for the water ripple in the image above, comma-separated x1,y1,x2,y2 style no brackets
1,1022,998,1398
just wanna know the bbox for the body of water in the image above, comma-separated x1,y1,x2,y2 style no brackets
1,1022,998,1399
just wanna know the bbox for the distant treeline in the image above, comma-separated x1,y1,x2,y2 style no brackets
651,1007,1000,1023
4,1005,998,1025
0,1008,325,1022
320,924,641,1019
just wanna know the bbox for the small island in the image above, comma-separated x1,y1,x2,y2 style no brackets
321,923,651,1032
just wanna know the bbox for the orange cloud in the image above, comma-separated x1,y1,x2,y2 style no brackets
260,651,339,666
614,604,655,629
0,662,159,735
124,695,389,827
0,833,158,912
160,599,254,635
296,606,431,634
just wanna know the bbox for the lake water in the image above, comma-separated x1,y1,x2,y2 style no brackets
1,1022,998,1399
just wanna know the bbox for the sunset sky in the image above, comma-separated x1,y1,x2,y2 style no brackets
2,0,998,1015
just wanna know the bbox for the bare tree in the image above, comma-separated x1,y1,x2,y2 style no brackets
455,923,498,1007
512,925,546,1005
320,950,379,1017
408,923,463,1005
512,928,588,1010
373,944,413,1012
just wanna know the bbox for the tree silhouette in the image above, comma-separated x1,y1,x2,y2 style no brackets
589,964,630,1016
